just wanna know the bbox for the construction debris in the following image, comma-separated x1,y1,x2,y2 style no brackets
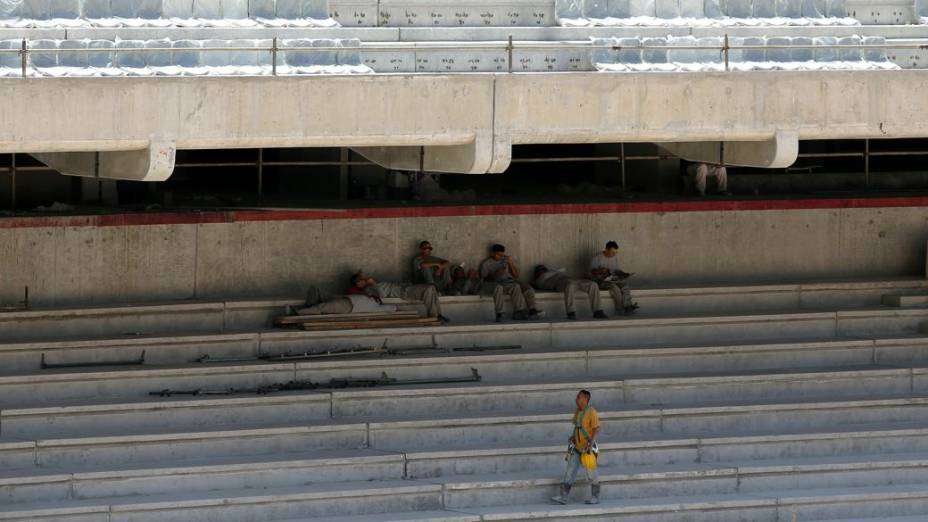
274,310,438,331
149,368,482,397
193,342,522,363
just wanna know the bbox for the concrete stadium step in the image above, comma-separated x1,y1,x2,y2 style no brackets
883,294,928,307
9,427,919,504
5,306,928,373
2,278,923,343
1,365,925,436
4,482,928,522
0,450,405,505
0,358,922,412
279,512,480,522
0,298,300,342
13,429,926,504
0,480,444,522
438,454,928,509
463,484,928,521
405,425,928,479
5,396,928,469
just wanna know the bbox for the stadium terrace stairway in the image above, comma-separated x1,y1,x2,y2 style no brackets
3,278,928,520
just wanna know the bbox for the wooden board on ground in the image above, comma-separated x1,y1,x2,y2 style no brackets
275,311,420,326
301,317,441,331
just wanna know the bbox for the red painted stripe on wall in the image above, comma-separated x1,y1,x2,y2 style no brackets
1,196,927,229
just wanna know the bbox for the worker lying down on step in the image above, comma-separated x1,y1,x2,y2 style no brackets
301,271,448,323
347,271,450,323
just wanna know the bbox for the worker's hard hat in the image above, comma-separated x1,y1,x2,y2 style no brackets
580,451,597,471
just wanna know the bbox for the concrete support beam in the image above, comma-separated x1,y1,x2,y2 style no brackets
659,131,800,168
32,142,177,182
353,134,511,174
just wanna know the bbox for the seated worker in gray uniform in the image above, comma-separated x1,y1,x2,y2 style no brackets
348,271,449,323
478,244,544,322
411,240,452,293
589,241,639,316
448,265,507,322
533,265,608,320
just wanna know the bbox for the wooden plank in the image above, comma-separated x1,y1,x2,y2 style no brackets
275,311,420,326
301,318,441,331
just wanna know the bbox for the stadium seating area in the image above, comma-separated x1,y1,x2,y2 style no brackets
0,0,336,27
3,279,928,520
0,0,922,74
0,36,371,75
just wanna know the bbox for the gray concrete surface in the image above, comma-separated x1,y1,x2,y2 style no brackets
1,208,927,307
0,71,927,175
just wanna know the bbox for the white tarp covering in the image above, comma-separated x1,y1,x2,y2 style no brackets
592,34,901,72
0,0,338,26
559,0,860,24
561,14,859,25
3,36,371,75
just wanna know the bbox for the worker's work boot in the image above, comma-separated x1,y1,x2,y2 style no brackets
551,484,571,505
585,484,601,504
593,310,608,319
528,309,546,320
567,312,577,320
495,313,504,323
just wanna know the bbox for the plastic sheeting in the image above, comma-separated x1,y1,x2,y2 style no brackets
562,14,859,25
0,0,338,26
555,0,583,19
592,34,901,72
5,37,371,76
559,0,861,24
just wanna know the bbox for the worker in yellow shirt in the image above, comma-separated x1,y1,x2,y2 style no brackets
551,389,601,505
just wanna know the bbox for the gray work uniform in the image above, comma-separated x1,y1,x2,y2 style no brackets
302,295,398,315
534,271,601,315
478,257,536,312
374,281,443,318
450,277,507,315
303,286,397,315
412,255,453,292
589,252,633,310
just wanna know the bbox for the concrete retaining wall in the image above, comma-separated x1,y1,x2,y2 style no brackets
0,201,926,306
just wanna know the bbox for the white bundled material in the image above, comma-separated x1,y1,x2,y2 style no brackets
802,0,824,17
585,0,609,17
727,0,753,18
590,36,618,64
654,0,679,19
813,35,837,61
628,0,655,16
765,35,791,61
753,0,776,16
561,0,860,25
862,35,886,61
791,35,813,61
0,0,336,26
677,0,702,16
30,38,57,68
570,14,858,25
826,0,847,17
0,0,21,17
594,32,900,72
0,38,19,70
88,38,121,74
837,34,861,61
668,34,697,62
555,0,584,19
641,36,667,63
703,0,724,18
50,0,80,18
775,0,801,17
